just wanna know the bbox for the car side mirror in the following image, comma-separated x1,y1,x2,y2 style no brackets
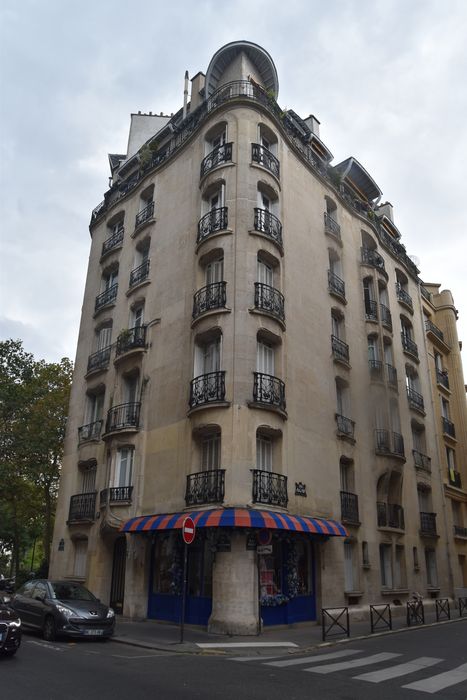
35,591,46,602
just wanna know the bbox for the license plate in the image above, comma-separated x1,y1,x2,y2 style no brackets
84,629,103,636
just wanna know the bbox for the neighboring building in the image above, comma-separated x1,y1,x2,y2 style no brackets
50,41,466,634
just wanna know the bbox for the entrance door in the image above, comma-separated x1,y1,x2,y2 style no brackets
110,537,127,614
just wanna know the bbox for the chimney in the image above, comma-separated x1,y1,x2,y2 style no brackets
183,70,189,120
190,72,206,111
304,114,321,137
377,201,394,222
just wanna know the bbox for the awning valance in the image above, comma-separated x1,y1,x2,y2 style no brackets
120,508,348,537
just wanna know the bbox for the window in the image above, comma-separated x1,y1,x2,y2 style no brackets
257,256,274,287
441,397,450,420
114,447,134,488
452,500,462,528
73,540,88,578
195,337,221,377
81,463,96,493
362,541,370,567
344,541,356,592
96,325,112,351
368,335,379,363
335,378,350,418
394,546,406,589
325,197,337,221
108,214,124,236
131,303,144,328
256,340,275,376
413,546,419,570
380,544,392,588
446,447,457,483
363,277,376,319
86,392,104,425
425,548,438,587
205,256,224,285
331,310,344,340
256,435,273,472
201,434,220,471
103,268,118,292
124,375,139,405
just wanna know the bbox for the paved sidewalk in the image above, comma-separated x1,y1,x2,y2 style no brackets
113,606,467,656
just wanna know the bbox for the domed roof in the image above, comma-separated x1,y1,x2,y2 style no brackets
205,41,279,98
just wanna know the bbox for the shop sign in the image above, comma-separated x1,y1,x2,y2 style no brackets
257,545,273,554
246,533,257,550
295,482,307,497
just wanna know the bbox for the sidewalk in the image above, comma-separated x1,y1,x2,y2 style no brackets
113,607,467,656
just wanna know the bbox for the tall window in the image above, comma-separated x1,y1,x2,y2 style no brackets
103,268,118,291
96,325,112,351
205,256,224,285
257,340,275,376
73,540,88,578
114,447,134,488
81,463,96,493
201,434,220,471
344,541,356,592
86,392,104,425
380,544,392,588
131,303,144,328
257,256,274,286
256,434,273,472
425,548,438,587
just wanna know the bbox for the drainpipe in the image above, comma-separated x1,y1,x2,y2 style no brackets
183,70,189,120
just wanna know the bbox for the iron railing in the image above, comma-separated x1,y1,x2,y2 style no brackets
369,359,383,377
253,372,286,410
189,371,226,408
361,247,385,271
129,260,150,287
192,282,227,319
425,319,444,342
135,201,154,228
401,332,419,359
436,369,450,390
95,284,118,311
365,299,378,321
254,283,285,321
331,335,349,363
448,470,462,488
100,486,133,506
253,208,283,248
252,469,288,508
324,212,341,238
407,386,425,412
335,414,355,439
185,470,225,506
380,303,392,330
442,416,456,438
78,420,103,443
200,142,233,178
87,345,111,373
105,402,141,433
413,449,431,472
386,363,398,387
420,512,437,536
116,325,146,356
251,143,280,178
377,502,405,529
340,491,359,523
396,283,413,310
375,429,405,457
68,492,97,522
420,285,432,301
454,525,467,537
101,227,124,256
328,270,346,300
197,207,228,244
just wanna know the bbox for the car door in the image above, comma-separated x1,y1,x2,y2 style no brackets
12,580,36,625
27,581,49,628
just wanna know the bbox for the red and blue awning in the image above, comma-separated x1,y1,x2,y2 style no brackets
120,508,348,537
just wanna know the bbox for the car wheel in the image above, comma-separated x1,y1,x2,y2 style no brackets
43,616,56,642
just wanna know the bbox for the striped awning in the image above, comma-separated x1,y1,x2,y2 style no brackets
120,508,348,537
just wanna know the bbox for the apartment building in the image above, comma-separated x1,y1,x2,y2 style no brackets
50,41,466,634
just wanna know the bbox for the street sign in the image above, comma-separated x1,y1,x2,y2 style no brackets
257,545,273,554
182,516,195,545
257,528,272,546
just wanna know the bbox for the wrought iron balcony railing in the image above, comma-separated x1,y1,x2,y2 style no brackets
396,283,413,310
380,303,392,330
331,335,349,364
200,142,233,178
253,372,286,411
95,284,118,311
102,227,124,257
448,470,462,488
420,511,437,536
192,282,227,319
335,414,355,439
87,345,111,373
413,449,431,472
401,332,419,359
135,201,154,228
436,369,450,390
254,283,285,321
189,371,226,408
340,491,359,523
377,502,405,529
361,246,385,271
100,486,133,506
78,420,103,443
454,525,467,537
369,359,383,377
421,285,432,301
407,386,425,412
252,469,288,508
425,319,444,343
324,212,341,238
328,270,346,300
375,429,405,458
105,402,141,433
442,417,456,438
68,492,97,522
197,207,228,244
253,208,283,248
129,259,150,288
365,299,378,321
116,325,147,356
185,470,225,506
386,364,398,387
251,143,280,178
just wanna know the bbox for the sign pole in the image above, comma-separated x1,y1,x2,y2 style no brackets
180,541,188,643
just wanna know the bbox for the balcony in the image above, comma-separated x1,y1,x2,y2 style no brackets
254,283,285,322
401,332,419,360
377,502,405,530
380,303,392,331
375,429,405,459
78,420,103,444
185,470,225,506
101,227,124,257
68,492,97,523
407,386,425,413
436,369,450,390
105,402,141,433
369,359,383,379
396,283,413,311
448,470,462,488
361,246,386,272
331,335,350,364
100,486,133,506
197,207,228,244
425,319,445,343
421,285,432,302
116,325,147,356
328,270,346,301
340,491,360,524
87,346,111,374
324,212,341,239
251,143,280,179
454,525,467,538
413,449,431,472
252,469,288,508
95,284,118,312
129,260,150,288
253,208,283,248
189,371,226,409
442,417,456,439
420,512,437,536
335,414,355,440
365,299,378,322
386,364,398,388
135,201,154,228
252,372,286,411
200,142,233,178
192,282,227,320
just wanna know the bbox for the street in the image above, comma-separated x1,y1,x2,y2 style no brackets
1,621,467,699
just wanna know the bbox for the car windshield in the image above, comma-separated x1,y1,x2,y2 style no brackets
49,582,97,602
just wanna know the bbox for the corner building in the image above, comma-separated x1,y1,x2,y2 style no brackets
50,41,465,633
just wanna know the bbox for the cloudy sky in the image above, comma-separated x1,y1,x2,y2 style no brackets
1,0,466,373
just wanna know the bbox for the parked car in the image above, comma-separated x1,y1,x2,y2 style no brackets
0,596,22,656
12,580,115,641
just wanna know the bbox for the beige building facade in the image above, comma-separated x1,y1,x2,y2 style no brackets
50,41,467,633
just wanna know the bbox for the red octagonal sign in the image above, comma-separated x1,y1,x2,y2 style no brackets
182,516,196,545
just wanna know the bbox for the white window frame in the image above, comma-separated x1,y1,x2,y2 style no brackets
73,540,88,578
114,447,134,488
256,340,274,376
201,434,221,471
256,435,273,472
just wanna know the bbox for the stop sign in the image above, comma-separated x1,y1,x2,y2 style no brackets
182,516,196,545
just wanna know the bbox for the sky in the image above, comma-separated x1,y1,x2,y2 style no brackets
1,0,466,375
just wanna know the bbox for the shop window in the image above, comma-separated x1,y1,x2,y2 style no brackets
152,534,182,595
259,539,283,601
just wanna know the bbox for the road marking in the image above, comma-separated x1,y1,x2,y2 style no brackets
111,653,166,659
229,655,286,662
354,656,443,682
402,662,467,694
265,649,363,667
197,642,298,648
27,640,64,652
306,652,401,674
